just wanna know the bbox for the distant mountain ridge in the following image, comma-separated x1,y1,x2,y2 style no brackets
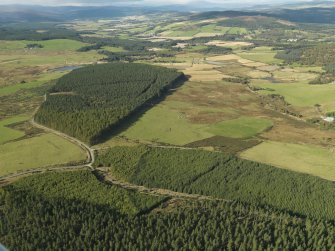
192,7,335,24
0,5,147,23
1,4,335,24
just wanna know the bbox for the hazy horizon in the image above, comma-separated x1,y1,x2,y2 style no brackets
0,0,316,7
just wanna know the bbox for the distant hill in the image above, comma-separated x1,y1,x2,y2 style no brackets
0,5,147,23
272,7,335,24
1,4,335,24
191,7,335,24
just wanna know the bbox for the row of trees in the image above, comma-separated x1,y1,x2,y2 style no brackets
35,63,185,144
1,170,335,250
95,146,335,220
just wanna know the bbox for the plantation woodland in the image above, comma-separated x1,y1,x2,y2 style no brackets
1,171,335,251
95,146,335,220
35,63,185,144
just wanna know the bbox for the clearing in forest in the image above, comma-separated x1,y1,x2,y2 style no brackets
240,141,335,181
0,133,86,176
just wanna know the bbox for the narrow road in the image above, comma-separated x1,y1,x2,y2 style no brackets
1,93,228,203
2,109,225,202
0,166,89,187
30,118,95,168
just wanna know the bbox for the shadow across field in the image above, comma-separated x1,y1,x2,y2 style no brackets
185,136,261,154
93,75,189,145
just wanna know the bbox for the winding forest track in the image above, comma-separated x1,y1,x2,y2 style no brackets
0,166,89,187
1,91,227,202
100,170,230,202
1,113,225,202
30,117,95,167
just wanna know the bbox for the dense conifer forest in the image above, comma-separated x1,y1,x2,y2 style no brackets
35,63,185,144
95,146,335,220
1,171,335,250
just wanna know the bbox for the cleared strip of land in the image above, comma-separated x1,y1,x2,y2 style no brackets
241,141,335,181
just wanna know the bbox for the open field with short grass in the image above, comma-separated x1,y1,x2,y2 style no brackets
101,46,126,52
0,133,86,176
120,78,273,145
241,141,335,181
120,49,335,147
252,80,335,113
237,47,283,64
0,115,29,144
206,41,254,49
121,104,213,145
208,116,273,138
0,72,63,96
0,39,103,87
0,39,88,52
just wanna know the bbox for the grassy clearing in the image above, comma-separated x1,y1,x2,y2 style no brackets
29,39,86,51
208,117,273,138
166,30,199,37
120,79,271,145
0,51,101,67
0,116,29,144
0,39,87,52
162,23,233,38
0,39,103,86
237,47,283,64
0,72,63,96
241,141,335,181
101,46,126,52
121,105,212,145
206,41,254,49
252,80,335,111
227,27,248,34
0,133,86,176
272,69,317,83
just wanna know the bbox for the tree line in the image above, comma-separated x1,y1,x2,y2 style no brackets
1,170,335,250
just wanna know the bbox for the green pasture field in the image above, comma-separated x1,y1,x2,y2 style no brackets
0,39,87,51
0,72,63,96
163,24,232,37
121,104,212,145
0,39,103,68
272,70,317,83
237,46,283,64
101,46,126,52
0,133,86,176
0,39,103,88
0,116,29,144
241,141,335,181
121,107,272,145
226,27,248,34
251,80,335,112
0,51,101,67
185,45,208,51
166,30,199,37
207,116,273,138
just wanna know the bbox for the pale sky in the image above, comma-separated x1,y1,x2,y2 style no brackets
0,0,308,6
